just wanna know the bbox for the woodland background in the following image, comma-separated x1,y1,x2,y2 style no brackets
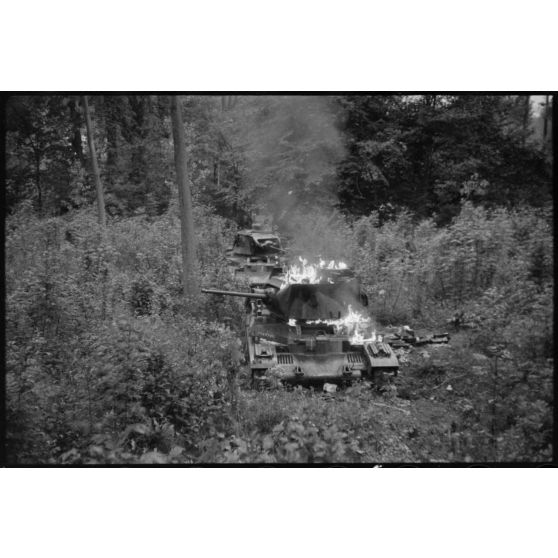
4,94,554,464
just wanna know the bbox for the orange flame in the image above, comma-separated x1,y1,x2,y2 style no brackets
319,259,348,270
288,304,377,345
281,257,348,287
306,304,375,344
350,329,382,345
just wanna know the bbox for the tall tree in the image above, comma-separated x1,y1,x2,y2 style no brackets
82,96,106,226
5,96,78,215
170,95,199,297
522,94,531,147
543,95,550,141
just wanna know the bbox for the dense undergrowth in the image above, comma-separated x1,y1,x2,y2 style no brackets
5,200,553,463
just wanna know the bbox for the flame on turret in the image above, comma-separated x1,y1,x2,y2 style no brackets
281,259,374,343
281,257,348,287
305,304,377,345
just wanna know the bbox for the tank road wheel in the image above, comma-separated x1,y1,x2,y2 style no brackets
250,370,267,390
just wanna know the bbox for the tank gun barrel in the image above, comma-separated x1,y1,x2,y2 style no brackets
201,288,269,299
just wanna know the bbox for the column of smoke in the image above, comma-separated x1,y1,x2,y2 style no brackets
239,95,349,261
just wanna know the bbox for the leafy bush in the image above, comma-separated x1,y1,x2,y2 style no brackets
200,414,356,464
5,205,244,464
348,202,553,331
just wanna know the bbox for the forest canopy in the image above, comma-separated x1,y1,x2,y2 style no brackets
5,94,552,224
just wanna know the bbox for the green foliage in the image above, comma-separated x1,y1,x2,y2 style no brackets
395,335,553,462
200,390,358,463
199,384,428,463
200,418,354,464
337,95,552,222
6,94,551,228
5,206,242,464
347,202,553,335
5,96,84,215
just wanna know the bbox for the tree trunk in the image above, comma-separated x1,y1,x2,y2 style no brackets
214,160,221,188
82,96,106,227
34,150,42,215
543,95,549,141
522,95,530,147
69,99,84,163
170,95,199,297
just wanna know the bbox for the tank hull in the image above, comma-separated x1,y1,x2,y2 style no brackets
227,230,286,285
245,311,399,386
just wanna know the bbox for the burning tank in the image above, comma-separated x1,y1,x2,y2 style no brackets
203,260,399,386
226,228,287,287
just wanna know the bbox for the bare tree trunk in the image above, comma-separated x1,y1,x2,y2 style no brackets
543,95,549,141
522,95,530,147
82,95,106,227
34,150,42,215
68,99,84,163
170,95,199,297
